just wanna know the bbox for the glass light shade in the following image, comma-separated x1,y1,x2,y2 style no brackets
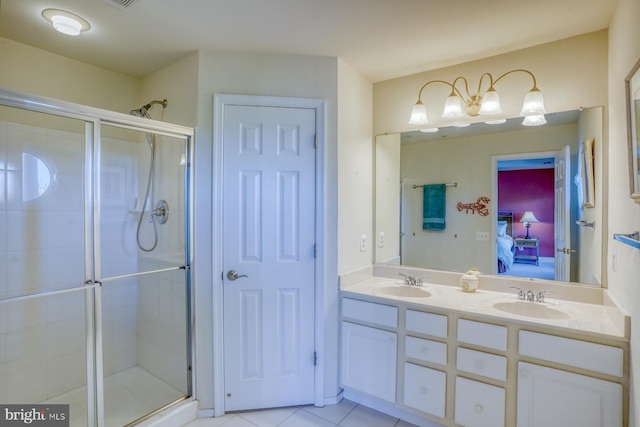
441,95,464,119
408,101,429,125
485,118,507,125
478,89,502,115
520,89,547,116
519,211,540,223
51,15,83,35
522,114,547,126
419,127,439,133
452,122,470,128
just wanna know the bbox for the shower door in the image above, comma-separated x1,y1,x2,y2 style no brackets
0,91,193,427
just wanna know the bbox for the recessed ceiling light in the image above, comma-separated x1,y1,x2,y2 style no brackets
42,9,90,36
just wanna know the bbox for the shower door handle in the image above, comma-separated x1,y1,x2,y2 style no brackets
227,270,248,281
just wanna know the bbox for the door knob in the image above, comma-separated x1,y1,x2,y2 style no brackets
227,270,248,281
556,248,576,254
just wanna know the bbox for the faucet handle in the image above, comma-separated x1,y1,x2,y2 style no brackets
536,290,553,303
509,286,525,300
526,290,535,302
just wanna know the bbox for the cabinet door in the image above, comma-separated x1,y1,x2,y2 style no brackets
403,363,446,418
455,377,505,427
517,362,622,427
341,322,397,402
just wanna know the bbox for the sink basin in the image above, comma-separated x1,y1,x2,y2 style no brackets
492,301,569,320
377,286,431,298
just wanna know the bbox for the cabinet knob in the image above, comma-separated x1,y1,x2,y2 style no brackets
420,387,428,395
475,359,485,370
421,347,429,355
474,404,484,413
520,367,530,377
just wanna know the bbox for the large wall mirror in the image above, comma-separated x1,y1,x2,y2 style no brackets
375,107,605,287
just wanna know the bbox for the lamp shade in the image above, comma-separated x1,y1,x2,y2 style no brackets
519,211,540,223
520,88,547,116
408,101,428,125
522,114,547,126
441,94,464,119
478,89,502,115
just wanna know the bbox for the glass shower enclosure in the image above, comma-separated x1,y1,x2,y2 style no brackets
0,89,193,427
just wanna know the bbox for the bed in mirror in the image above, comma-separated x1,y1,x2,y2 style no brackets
375,107,605,287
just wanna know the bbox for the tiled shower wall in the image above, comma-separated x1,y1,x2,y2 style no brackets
0,120,187,403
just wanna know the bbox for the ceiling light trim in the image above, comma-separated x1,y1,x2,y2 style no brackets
42,9,91,35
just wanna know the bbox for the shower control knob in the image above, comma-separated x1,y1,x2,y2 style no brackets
227,270,248,281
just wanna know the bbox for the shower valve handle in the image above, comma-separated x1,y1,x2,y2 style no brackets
227,270,249,281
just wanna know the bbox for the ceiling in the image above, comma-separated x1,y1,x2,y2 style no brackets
0,0,618,82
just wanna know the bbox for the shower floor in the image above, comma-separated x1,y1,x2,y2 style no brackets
41,366,185,427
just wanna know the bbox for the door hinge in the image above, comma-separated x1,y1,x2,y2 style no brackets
314,133,318,149
314,351,317,366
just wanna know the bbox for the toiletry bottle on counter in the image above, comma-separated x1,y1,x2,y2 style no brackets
460,268,480,292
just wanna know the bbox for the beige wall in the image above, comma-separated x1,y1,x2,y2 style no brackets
0,37,140,114
373,30,608,136
607,0,640,424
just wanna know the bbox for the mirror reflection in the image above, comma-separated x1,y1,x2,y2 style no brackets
375,107,604,286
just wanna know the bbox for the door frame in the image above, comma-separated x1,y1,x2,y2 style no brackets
491,150,559,275
212,94,326,415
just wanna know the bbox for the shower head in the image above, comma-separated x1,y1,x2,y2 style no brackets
129,99,168,118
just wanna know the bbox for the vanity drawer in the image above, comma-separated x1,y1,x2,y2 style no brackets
406,310,448,338
456,347,507,381
454,377,505,427
404,363,446,418
457,319,507,351
342,298,398,328
519,331,624,377
405,336,447,365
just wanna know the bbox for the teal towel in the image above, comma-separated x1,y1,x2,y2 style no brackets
423,184,446,230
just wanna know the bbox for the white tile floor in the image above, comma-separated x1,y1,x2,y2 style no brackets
183,400,419,427
42,366,185,427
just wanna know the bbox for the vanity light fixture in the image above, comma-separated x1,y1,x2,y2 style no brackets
408,69,547,129
42,9,91,36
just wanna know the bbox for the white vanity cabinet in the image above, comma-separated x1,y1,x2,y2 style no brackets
340,298,398,402
339,290,628,427
516,331,624,427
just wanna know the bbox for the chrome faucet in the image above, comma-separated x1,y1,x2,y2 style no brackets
526,290,536,302
509,286,525,300
536,290,553,303
399,273,423,287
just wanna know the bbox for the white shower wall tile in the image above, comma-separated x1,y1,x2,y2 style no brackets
47,129,84,174
6,123,47,171
47,245,84,288
0,121,6,169
46,210,83,248
5,250,48,296
48,173,84,211
6,210,48,251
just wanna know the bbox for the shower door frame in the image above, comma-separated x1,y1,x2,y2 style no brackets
0,87,196,427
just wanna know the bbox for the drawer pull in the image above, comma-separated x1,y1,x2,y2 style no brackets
421,347,429,355
474,404,484,413
420,387,428,395
475,359,486,370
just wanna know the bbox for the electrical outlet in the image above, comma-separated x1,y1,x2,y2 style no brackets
476,231,489,241
360,234,366,252
379,231,384,248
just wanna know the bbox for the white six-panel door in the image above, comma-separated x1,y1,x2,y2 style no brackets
222,104,316,411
